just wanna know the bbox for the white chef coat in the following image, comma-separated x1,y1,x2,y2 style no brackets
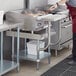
48,0,60,5
48,0,67,12
48,0,66,5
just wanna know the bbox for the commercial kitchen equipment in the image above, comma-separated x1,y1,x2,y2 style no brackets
6,12,55,70
6,0,72,57
0,22,21,76
6,9,68,69
23,0,72,57
51,14,72,56
5,0,72,70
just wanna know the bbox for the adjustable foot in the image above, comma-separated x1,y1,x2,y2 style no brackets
36,60,40,70
55,50,58,57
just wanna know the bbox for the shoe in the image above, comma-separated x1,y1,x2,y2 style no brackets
68,60,76,65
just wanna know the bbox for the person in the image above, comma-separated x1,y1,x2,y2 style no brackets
48,0,76,65
47,0,67,13
66,0,76,65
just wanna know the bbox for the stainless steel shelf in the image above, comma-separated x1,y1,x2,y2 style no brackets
0,23,20,75
15,50,50,61
0,60,18,76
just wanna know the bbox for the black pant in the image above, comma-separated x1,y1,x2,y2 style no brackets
72,33,76,61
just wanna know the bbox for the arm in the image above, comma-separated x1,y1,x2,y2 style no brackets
48,0,67,12
58,0,67,5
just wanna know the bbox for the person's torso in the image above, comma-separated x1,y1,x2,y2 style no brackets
48,0,60,5
68,0,76,7
48,0,66,6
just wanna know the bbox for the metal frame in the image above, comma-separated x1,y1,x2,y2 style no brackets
0,26,20,76
6,12,69,70
15,20,52,70
6,20,53,70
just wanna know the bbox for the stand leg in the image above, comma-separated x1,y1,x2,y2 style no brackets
55,49,58,57
1,32,3,72
25,38,27,55
17,27,20,72
36,40,40,70
12,36,14,65
36,60,40,70
48,21,51,64
48,46,51,64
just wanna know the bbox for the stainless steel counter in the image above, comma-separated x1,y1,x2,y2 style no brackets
0,22,21,76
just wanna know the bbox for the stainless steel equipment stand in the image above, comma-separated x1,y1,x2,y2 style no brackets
17,21,52,70
0,24,20,76
6,21,55,70
6,13,68,70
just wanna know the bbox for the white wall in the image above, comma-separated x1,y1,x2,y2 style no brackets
0,0,24,12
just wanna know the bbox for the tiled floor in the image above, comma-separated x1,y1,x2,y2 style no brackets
4,48,71,76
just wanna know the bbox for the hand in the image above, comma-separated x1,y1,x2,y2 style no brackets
48,4,58,12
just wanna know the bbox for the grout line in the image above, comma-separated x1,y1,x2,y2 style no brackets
59,66,72,76
69,69,76,73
